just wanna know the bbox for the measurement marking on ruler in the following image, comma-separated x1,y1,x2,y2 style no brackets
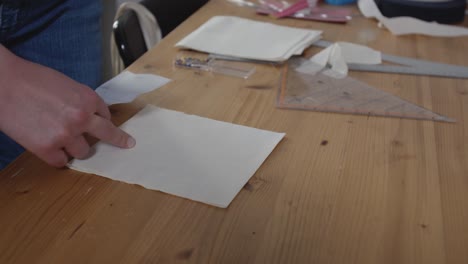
277,57,456,122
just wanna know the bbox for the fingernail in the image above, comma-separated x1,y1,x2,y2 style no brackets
127,136,136,148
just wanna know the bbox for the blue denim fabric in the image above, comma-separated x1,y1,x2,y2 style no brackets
0,0,103,170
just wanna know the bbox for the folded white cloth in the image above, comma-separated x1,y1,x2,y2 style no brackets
175,16,322,62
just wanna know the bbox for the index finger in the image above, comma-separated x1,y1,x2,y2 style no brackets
85,115,136,149
94,95,111,120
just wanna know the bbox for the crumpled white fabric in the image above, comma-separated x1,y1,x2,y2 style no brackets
357,0,468,37
295,42,381,78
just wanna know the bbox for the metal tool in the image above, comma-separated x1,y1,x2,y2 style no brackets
313,40,468,79
174,56,256,79
277,57,455,122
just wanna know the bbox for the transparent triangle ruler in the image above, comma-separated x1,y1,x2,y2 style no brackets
277,58,455,122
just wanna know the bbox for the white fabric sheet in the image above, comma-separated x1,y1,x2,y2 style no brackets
96,71,171,105
358,0,468,37
69,105,285,208
175,16,322,62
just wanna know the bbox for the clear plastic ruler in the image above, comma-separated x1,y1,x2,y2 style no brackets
277,57,455,122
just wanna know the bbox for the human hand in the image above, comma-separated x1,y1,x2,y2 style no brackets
0,45,135,167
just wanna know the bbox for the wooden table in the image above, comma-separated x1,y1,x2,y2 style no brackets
1,1,468,263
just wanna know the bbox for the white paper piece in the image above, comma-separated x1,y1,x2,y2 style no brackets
296,42,381,78
358,0,468,37
95,71,171,105
69,105,285,208
175,16,322,62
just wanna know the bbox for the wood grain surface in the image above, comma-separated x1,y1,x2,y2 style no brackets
1,1,468,263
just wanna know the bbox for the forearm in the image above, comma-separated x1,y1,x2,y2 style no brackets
0,45,134,167
0,45,21,131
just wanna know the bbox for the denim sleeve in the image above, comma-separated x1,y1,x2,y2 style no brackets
0,0,103,170
2,0,103,88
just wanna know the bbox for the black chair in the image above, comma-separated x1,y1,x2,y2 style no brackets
113,0,209,67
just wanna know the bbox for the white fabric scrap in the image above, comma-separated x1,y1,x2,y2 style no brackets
95,71,171,105
295,42,381,78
